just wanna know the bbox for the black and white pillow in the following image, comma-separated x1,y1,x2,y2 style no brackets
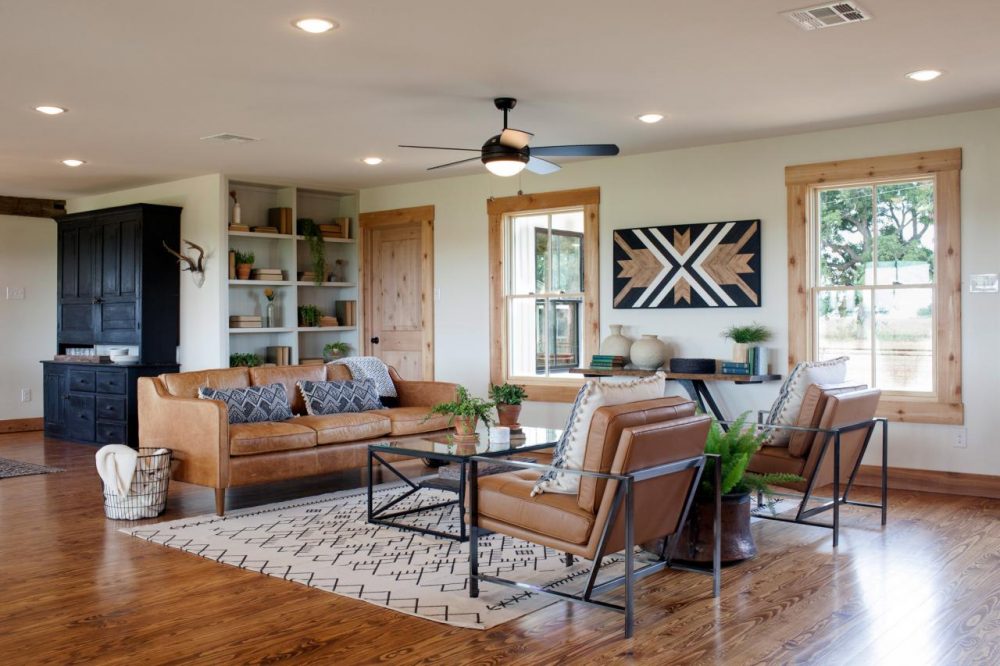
297,379,384,416
198,383,293,424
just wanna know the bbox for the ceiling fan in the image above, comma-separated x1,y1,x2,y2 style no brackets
400,97,620,177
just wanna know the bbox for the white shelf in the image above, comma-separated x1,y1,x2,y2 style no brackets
297,326,357,332
228,230,294,240
293,234,356,244
229,280,292,286
294,281,356,288
229,327,295,334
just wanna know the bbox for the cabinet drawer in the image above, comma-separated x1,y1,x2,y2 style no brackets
66,394,96,441
96,396,126,421
96,421,126,444
68,369,97,392
96,370,127,394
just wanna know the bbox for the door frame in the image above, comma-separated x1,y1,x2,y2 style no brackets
359,205,435,380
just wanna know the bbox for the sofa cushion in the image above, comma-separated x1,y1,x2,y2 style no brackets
295,412,392,445
250,365,327,416
370,407,451,436
229,421,317,456
199,384,293,424
478,469,595,544
162,368,250,398
297,379,383,416
763,357,848,447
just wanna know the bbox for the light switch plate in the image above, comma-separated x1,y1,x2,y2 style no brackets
969,274,999,293
6,286,25,300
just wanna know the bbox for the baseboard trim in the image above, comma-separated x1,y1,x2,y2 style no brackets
0,417,44,434
854,464,1000,500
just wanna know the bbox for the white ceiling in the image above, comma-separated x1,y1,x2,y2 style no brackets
2,0,999,199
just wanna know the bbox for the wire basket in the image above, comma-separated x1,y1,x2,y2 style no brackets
101,448,172,520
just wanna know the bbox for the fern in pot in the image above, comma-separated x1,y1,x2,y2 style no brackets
427,385,495,437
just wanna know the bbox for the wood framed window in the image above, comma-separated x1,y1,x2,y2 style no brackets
488,187,600,403
786,149,963,424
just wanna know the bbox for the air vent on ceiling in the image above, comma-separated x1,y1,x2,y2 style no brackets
783,2,871,31
199,133,261,143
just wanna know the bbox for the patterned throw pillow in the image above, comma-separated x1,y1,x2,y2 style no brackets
198,383,293,425
762,356,848,446
297,379,384,416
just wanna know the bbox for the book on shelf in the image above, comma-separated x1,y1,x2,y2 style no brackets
318,315,339,327
334,300,356,327
268,207,294,235
591,355,626,362
228,224,250,232
266,346,292,366
251,268,285,280
300,358,325,366
252,226,280,234
297,271,320,282
228,250,236,280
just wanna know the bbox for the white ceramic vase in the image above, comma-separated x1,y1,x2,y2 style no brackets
599,324,633,358
630,334,667,370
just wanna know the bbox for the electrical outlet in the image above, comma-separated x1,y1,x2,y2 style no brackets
20,388,31,403
6,286,25,300
434,288,441,301
954,427,967,448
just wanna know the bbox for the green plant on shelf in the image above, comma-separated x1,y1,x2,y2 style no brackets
229,352,262,368
298,218,326,285
323,341,351,361
721,323,771,344
234,249,255,266
298,304,321,327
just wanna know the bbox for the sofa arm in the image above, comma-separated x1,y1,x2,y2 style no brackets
137,377,230,489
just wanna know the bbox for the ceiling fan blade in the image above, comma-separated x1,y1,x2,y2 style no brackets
530,144,620,157
499,128,533,149
399,144,481,152
526,156,561,175
427,156,482,171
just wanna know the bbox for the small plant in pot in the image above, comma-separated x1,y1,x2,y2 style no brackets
229,352,262,368
298,304,320,327
674,413,801,564
722,323,771,364
234,249,255,280
323,341,350,362
427,385,495,437
489,383,527,428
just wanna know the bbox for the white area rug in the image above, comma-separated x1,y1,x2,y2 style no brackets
123,482,624,630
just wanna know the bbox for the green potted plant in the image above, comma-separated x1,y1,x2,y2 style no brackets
234,249,255,280
298,218,326,285
675,413,801,563
229,352,262,368
298,304,320,327
427,385,495,437
323,341,351,362
722,323,771,364
489,383,527,428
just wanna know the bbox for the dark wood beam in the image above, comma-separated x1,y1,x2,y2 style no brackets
0,195,66,218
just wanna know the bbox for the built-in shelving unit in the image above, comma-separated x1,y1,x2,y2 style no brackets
225,181,359,366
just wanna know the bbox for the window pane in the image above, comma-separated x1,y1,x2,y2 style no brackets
819,187,873,287
511,214,547,295
875,180,935,285
875,288,933,392
816,289,872,385
536,298,582,375
508,297,542,377
550,232,582,293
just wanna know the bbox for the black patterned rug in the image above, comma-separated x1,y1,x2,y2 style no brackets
123,482,626,630
0,457,63,479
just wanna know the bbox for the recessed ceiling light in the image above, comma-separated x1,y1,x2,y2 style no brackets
637,113,664,124
61,159,86,167
293,17,338,34
905,69,943,82
35,105,67,115
362,157,383,166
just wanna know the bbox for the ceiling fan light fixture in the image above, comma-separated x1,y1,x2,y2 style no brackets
483,156,527,177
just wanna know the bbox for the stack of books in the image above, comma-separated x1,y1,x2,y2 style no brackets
335,300,356,326
590,355,627,369
319,315,339,327
251,268,285,281
252,226,280,234
230,315,262,329
297,271,323,283
267,207,294,235
319,218,350,239
722,347,769,375
228,224,250,232
720,361,751,375
266,346,292,366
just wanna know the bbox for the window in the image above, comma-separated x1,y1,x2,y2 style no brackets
787,149,963,424
488,188,600,402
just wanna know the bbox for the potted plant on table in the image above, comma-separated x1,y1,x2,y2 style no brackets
722,323,771,365
674,413,801,564
428,385,495,437
323,341,351,362
489,383,527,428
234,249,255,280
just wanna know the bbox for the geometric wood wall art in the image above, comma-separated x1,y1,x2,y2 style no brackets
613,219,761,308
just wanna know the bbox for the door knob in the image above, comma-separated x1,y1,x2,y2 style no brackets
370,337,380,344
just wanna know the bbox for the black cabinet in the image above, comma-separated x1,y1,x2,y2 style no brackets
41,362,179,446
57,204,181,362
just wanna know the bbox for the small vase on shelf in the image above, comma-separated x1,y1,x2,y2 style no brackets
599,324,633,360
630,334,667,370
265,301,275,328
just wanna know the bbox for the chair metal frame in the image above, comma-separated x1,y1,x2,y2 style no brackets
468,452,721,638
746,413,889,547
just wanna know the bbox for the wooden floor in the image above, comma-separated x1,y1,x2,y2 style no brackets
2,433,999,666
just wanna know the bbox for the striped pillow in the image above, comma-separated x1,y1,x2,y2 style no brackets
763,357,848,446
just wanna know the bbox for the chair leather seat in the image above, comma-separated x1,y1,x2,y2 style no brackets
229,421,317,456
476,469,595,545
295,413,392,445
747,445,807,476
370,407,452,436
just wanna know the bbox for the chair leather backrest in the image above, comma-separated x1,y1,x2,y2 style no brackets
161,368,250,398
591,414,712,557
801,388,881,488
788,382,868,458
577,397,697,513
250,365,328,415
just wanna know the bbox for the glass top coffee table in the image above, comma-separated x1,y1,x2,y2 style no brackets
367,426,560,541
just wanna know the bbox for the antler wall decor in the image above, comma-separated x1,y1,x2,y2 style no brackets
163,239,207,287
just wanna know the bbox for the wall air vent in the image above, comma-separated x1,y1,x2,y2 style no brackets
783,2,871,31
199,133,261,143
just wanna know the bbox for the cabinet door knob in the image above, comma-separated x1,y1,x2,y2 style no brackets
92,297,103,304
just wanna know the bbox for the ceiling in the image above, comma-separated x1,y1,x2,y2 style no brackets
2,0,999,199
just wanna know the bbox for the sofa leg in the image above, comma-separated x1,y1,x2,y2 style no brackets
215,488,226,516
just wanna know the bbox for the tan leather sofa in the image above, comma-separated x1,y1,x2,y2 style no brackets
138,363,458,514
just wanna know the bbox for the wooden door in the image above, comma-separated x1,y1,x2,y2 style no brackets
360,206,434,380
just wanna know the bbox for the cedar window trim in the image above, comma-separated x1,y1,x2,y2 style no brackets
786,148,963,425
488,187,600,403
